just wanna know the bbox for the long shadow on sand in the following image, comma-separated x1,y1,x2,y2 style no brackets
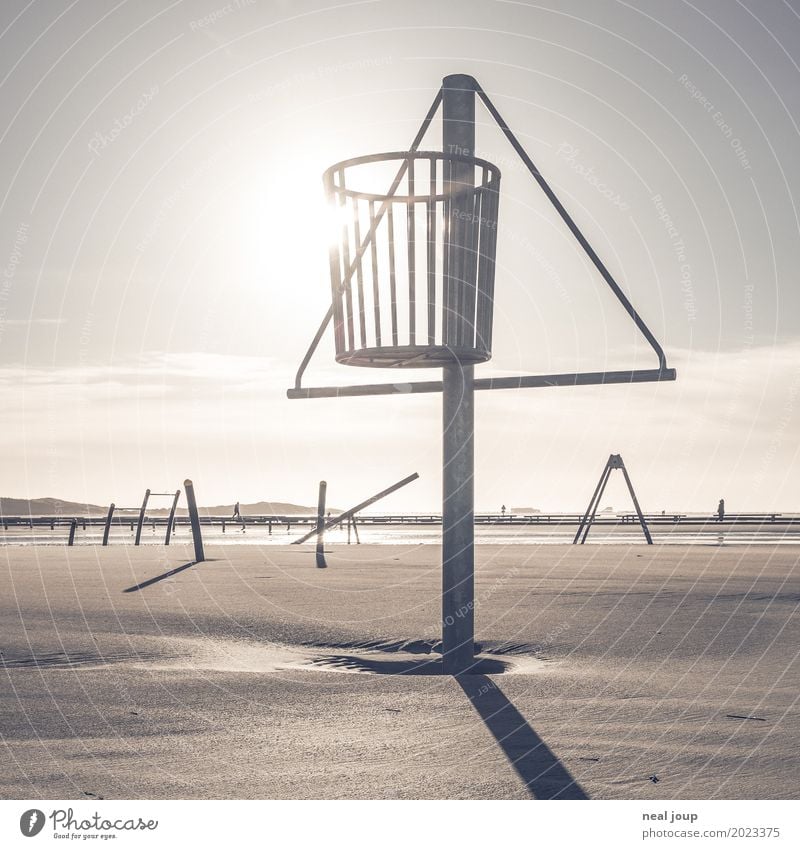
123,560,205,593
313,653,510,675
457,675,588,800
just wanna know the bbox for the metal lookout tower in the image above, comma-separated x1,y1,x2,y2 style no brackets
287,74,676,674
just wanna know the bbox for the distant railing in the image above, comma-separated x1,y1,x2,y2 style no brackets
0,511,795,536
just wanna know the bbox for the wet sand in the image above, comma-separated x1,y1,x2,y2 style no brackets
1,543,798,799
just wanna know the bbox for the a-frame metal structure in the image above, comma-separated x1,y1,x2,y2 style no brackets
573,454,653,544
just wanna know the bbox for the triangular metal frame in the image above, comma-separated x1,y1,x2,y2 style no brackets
573,453,653,544
287,77,676,399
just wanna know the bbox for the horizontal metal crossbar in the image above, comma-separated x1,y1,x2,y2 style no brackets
288,367,676,398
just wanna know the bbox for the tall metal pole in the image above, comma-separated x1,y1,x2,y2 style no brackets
442,73,476,674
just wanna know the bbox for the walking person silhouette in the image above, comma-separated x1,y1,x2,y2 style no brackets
717,499,725,523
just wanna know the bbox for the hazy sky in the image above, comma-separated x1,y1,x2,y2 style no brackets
1,0,798,512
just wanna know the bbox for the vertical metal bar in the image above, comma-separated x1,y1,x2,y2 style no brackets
68,519,77,547
449,157,469,348
474,185,489,352
442,73,476,675
102,503,115,547
134,489,150,546
442,155,452,344
369,200,382,346
325,170,345,354
463,183,480,347
316,480,327,569
407,157,416,343
352,202,367,347
164,489,180,546
475,177,499,353
338,168,355,351
427,156,437,344
387,205,398,346
620,460,653,544
184,479,205,563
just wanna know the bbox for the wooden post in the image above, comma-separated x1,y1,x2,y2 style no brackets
441,73,476,674
102,503,115,546
352,514,360,544
184,479,205,563
164,489,180,545
67,519,77,546
316,480,327,568
134,489,150,546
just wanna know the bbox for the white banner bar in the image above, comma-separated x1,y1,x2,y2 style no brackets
1,799,797,848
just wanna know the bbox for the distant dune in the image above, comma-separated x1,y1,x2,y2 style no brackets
0,497,327,517
192,502,337,517
0,497,107,517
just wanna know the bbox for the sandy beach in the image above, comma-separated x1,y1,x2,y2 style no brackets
1,543,797,800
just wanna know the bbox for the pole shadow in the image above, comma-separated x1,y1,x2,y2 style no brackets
457,674,588,799
122,560,207,593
